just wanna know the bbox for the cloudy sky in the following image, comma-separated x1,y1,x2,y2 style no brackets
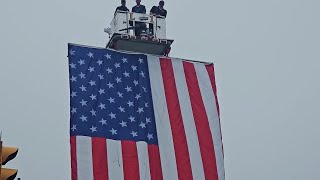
1,0,319,179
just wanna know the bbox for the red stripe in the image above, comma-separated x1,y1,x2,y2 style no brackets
122,140,140,180
160,58,194,180
206,64,220,117
148,145,163,180
183,62,219,180
206,64,224,154
92,137,108,180
70,136,78,180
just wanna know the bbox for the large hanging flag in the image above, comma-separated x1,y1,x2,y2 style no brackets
68,43,225,180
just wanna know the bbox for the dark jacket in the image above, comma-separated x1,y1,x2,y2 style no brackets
150,6,167,17
132,5,146,14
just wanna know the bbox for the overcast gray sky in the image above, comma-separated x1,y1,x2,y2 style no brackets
1,0,319,179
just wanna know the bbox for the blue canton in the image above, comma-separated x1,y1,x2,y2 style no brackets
68,44,158,145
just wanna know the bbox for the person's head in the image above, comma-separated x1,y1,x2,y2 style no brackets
136,0,141,5
121,0,126,6
159,1,164,8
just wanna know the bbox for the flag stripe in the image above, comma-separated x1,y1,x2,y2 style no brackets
205,65,220,117
198,64,225,180
160,58,194,180
76,136,94,180
171,59,206,180
183,62,219,180
92,137,109,180
107,139,124,180
70,136,78,180
137,141,151,180
121,141,140,180
147,55,179,180
148,145,163,180
206,65,224,156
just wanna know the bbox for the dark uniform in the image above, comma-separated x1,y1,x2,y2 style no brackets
150,6,167,17
132,5,146,14
132,5,147,36
149,6,167,35
115,6,129,14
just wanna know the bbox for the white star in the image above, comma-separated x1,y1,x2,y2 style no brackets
71,124,77,131
125,86,132,92
90,126,97,133
71,108,77,114
78,59,85,65
70,76,77,82
89,80,96,86
114,63,120,68
131,65,137,71
88,67,95,72
139,122,146,128
133,80,139,86
118,106,125,112
129,116,135,122
138,58,144,63
108,97,115,103
87,52,94,58
80,99,87,106
130,131,138,137
105,54,111,59
146,117,151,123
107,82,114,88
106,68,113,73
71,91,77,98
98,74,104,79
109,112,116,119
97,59,103,65
142,87,147,92
140,71,145,77
80,115,87,122
98,103,106,109
90,94,97,100
137,107,144,113
79,85,86,91
147,133,153,140
119,121,127,127
135,94,141,100
122,57,128,63
127,101,134,107
117,92,123,98
100,118,107,125
115,77,122,83
79,72,86,79
99,89,105,95
145,102,149,107
123,71,130,77
69,50,75,55
110,128,117,135
90,109,96,116
69,63,76,69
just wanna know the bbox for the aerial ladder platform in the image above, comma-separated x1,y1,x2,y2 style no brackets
105,11,174,56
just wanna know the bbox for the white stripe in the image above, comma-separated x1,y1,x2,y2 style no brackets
137,141,151,180
107,139,124,180
171,59,206,180
194,63,225,180
147,55,179,180
76,136,94,180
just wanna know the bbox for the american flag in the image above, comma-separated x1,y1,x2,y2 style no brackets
68,44,225,180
